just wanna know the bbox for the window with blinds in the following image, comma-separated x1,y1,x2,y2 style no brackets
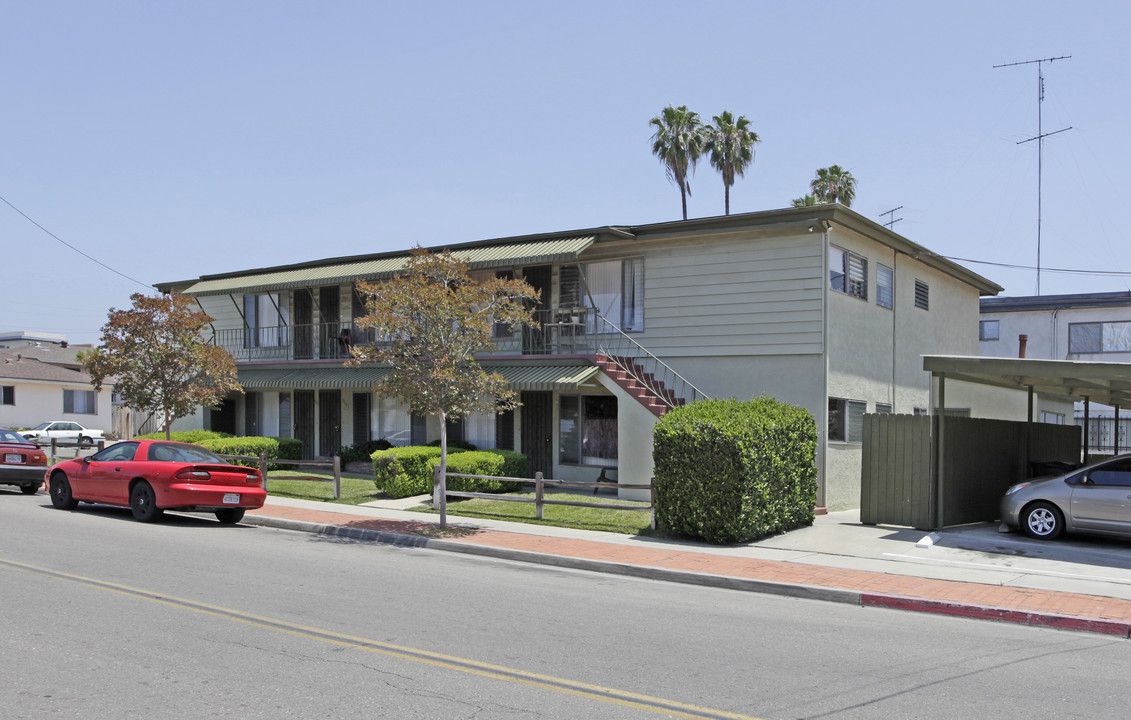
876,264,893,309
830,246,867,300
581,258,644,332
828,397,866,442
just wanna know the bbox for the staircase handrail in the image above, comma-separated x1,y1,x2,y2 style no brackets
593,315,711,407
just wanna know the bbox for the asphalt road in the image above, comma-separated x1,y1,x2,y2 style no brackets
3,488,1129,720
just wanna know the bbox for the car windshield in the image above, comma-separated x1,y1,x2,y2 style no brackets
147,443,228,464
0,430,34,445
31,422,51,430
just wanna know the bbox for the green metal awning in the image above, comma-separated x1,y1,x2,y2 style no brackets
185,236,595,297
483,364,600,391
238,367,391,389
236,363,599,392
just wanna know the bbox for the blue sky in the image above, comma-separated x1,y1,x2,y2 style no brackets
4,0,1129,344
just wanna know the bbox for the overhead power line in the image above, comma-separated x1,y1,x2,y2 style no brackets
939,254,1131,278
0,192,151,289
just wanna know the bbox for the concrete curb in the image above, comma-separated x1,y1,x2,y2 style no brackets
246,514,1131,637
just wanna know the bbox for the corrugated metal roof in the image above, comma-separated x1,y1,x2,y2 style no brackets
484,364,599,391
237,363,599,392
185,236,595,297
238,367,391,389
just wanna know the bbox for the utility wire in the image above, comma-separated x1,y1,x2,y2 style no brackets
938,254,1131,277
0,192,151,289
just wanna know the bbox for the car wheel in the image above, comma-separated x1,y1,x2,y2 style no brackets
129,482,164,523
78,436,93,448
1021,501,1064,540
50,473,79,510
19,484,39,495
214,508,246,524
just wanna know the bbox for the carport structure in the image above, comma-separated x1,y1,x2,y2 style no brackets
861,355,1131,529
924,354,1131,463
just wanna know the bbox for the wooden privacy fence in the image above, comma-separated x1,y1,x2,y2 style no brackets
220,453,342,499
42,438,106,463
435,467,656,529
861,413,1082,530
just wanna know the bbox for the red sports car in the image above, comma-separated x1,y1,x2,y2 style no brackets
0,428,48,494
47,439,266,523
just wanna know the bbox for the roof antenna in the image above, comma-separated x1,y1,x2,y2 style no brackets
879,206,903,230
994,55,1072,296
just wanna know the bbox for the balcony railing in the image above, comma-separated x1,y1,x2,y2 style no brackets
213,309,709,407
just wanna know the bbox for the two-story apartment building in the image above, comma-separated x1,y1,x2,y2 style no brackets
159,206,1001,511
980,291,1131,452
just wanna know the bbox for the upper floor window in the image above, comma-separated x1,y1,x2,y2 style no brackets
914,280,929,310
829,246,867,300
586,258,644,332
1069,321,1131,354
243,293,289,348
876,264,893,309
979,319,1000,341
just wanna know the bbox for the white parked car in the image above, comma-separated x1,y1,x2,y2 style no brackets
23,421,106,447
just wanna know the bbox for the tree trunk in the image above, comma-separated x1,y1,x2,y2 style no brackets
437,410,448,528
725,184,730,216
680,186,688,221
164,407,172,440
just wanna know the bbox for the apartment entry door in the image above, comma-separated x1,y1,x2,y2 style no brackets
521,391,553,477
522,266,551,354
319,389,341,457
294,390,315,459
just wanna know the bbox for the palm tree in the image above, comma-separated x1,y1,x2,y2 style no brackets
791,194,819,207
704,111,760,215
650,105,706,220
809,165,857,207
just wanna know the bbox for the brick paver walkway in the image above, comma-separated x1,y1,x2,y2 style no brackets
247,504,1131,636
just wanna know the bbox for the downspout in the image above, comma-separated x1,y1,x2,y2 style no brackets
819,220,831,511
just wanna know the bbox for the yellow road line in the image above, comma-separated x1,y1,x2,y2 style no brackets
2,558,764,720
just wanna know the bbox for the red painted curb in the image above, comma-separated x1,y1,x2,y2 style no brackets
863,594,1131,637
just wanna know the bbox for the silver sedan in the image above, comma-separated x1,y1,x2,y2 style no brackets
1001,454,1131,540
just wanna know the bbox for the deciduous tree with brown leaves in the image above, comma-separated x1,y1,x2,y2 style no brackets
82,293,241,440
350,248,539,527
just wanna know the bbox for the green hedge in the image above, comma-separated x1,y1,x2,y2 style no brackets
199,436,303,470
339,439,393,464
372,446,527,498
652,396,818,544
429,451,524,494
136,430,232,444
372,446,462,498
484,449,527,480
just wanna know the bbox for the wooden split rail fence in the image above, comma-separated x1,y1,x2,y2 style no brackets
435,467,656,529
219,454,343,500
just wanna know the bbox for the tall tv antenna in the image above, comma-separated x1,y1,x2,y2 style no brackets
994,55,1072,295
879,206,903,230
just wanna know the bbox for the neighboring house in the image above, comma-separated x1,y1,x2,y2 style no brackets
980,291,1131,452
0,330,68,348
158,206,1001,511
0,354,113,434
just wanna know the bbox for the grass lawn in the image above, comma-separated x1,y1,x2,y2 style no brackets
265,471,382,505
406,491,656,535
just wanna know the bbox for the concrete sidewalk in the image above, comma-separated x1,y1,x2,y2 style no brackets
243,496,1131,637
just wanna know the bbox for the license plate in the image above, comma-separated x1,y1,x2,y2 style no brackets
222,493,240,504
4,454,22,464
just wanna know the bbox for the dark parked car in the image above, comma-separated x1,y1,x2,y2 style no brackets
47,439,266,523
1001,454,1131,540
0,429,48,494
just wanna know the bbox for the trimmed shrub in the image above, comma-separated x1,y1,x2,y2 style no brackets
426,438,478,451
484,449,528,480
652,396,818,544
372,446,464,498
136,430,232,444
200,436,302,470
430,451,524,494
339,439,393,464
